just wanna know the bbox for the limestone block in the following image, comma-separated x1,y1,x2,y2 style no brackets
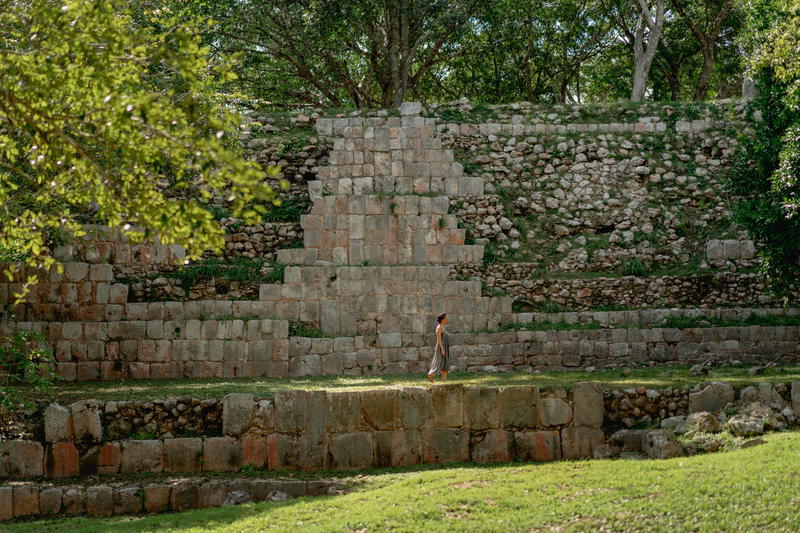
573,382,604,428
329,432,374,470
70,400,103,443
199,480,227,508
170,481,200,512
45,442,80,478
120,440,163,474
114,486,143,515
399,102,423,116
539,397,572,427
792,382,800,417
421,428,469,463
12,485,39,517
0,440,44,478
373,430,422,468
62,487,85,515
360,389,400,430
0,486,11,521
561,427,605,459
498,387,539,428
298,390,327,471
86,485,113,516
431,384,464,427
642,430,684,459
399,387,432,429
327,391,362,433
274,390,307,433
267,434,298,470
471,429,511,463
81,442,121,475
608,429,647,452
222,393,255,436
39,487,62,515
242,436,268,468
203,437,243,472
688,382,735,413
144,483,171,513
164,438,203,473
464,387,498,430
64,262,89,282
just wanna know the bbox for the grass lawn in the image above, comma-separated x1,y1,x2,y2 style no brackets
7,431,800,533
40,365,800,403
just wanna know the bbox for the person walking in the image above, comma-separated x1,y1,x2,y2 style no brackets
427,313,450,383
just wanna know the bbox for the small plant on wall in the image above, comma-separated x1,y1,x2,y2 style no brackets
0,330,56,413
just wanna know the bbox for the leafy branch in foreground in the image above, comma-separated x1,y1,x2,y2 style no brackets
0,0,282,299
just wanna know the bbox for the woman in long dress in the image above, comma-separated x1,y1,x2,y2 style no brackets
427,313,450,383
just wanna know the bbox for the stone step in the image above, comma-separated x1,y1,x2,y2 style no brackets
309,175,484,197
510,307,800,327
0,475,341,520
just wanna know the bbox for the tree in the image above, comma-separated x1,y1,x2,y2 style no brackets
672,0,736,100
210,0,481,108
0,0,278,295
630,0,666,101
727,0,800,297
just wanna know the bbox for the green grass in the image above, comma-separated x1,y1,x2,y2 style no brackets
34,365,800,403
164,258,273,294
10,431,800,532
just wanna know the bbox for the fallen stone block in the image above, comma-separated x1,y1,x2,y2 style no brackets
688,382,734,414
643,430,684,459
726,414,765,437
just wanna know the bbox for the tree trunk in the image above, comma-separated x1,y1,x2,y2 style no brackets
630,0,665,102
694,48,715,100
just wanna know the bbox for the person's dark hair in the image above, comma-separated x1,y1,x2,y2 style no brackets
437,313,447,324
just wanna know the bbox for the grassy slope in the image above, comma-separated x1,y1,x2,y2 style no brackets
43,365,800,402
8,431,800,533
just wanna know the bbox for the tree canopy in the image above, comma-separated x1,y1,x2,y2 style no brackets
0,0,278,289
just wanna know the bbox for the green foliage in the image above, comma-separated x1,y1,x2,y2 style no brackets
493,320,602,333
0,0,280,297
262,263,286,284
288,323,327,338
661,312,800,329
261,196,310,223
618,258,648,276
0,330,56,411
727,73,800,297
167,258,272,294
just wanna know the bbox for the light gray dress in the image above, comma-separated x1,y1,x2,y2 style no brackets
428,327,450,374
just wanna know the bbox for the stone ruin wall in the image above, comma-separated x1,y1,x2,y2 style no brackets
32,100,766,307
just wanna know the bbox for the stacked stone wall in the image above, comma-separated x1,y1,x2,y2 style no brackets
2,381,798,487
